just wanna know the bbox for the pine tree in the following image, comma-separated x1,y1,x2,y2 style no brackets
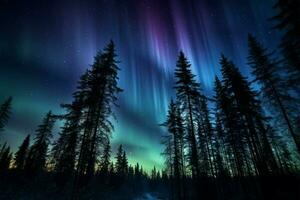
0,96,12,132
271,0,300,94
134,163,140,178
0,145,12,171
14,134,30,170
151,166,157,180
163,100,183,199
109,162,115,175
121,151,128,177
247,34,300,153
53,97,83,178
25,111,55,174
161,134,173,177
220,55,278,176
214,75,245,176
0,142,7,157
71,41,122,199
115,144,124,176
174,51,200,178
49,99,83,189
99,140,111,175
213,113,228,177
174,105,186,180
75,41,122,180
196,96,215,177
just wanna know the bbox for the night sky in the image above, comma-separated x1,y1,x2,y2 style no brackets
0,0,281,171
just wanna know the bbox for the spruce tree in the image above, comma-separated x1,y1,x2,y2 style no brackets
53,97,82,178
109,162,115,175
220,55,277,176
75,41,122,179
151,166,157,180
25,111,55,173
163,100,183,199
197,96,214,177
271,0,300,93
174,51,200,178
14,134,30,170
247,34,300,153
99,140,111,175
47,99,82,190
214,75,245,176
175,105,186,180
213,113,228,177
0,143,6,156
0,96,12,132
161,134,173,177
121,151,128,177
0,145,12,171
115,144,124,177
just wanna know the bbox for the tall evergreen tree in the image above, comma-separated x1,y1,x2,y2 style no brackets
99,140,111,175
121,151,128,177
174,105,186,180
0,145,12,172
174,51,200,178
214,75,245,176
114,144,128,179
161,134,173,178
0,142,7,157
220,55,277,176
196,96,215,177
247,34,300,153
0,96,12,133
75,41,122,180
115,144,124,176
271,0,300,94
163,100,183,199
51,98,83,187
213,113,228,177
14,134,30,170
25,111,55,173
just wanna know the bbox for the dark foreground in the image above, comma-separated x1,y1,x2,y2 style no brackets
0,170,299,200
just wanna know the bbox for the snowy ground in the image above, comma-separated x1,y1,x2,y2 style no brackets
134,193,163,200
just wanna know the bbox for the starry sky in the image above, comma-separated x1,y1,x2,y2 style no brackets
0,0,281,171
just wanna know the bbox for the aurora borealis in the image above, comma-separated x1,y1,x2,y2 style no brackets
0,0,281,171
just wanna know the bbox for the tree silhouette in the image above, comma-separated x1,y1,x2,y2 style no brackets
214,71,246,177
163,99,183,199
122,151,128,177
0,96,12,133
99,140,111,176
247,34,300,153
74,41,122,183
197,96,214,177
220,55,277,176
213,113,228,177
14,134,30,170
52,97,83,187
115,144,128,179
174,51,200,178
0,144,12,172
271,0,300,95
70,41,122,199
25,111,55,174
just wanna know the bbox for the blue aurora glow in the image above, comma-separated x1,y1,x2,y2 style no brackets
0,0,281,170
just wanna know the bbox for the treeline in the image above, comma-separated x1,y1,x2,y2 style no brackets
162,0,300,199
0,42,163,200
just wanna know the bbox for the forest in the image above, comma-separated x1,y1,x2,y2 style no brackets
0,0,300,199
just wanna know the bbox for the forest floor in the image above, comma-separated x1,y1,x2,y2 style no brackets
135,192,164,200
